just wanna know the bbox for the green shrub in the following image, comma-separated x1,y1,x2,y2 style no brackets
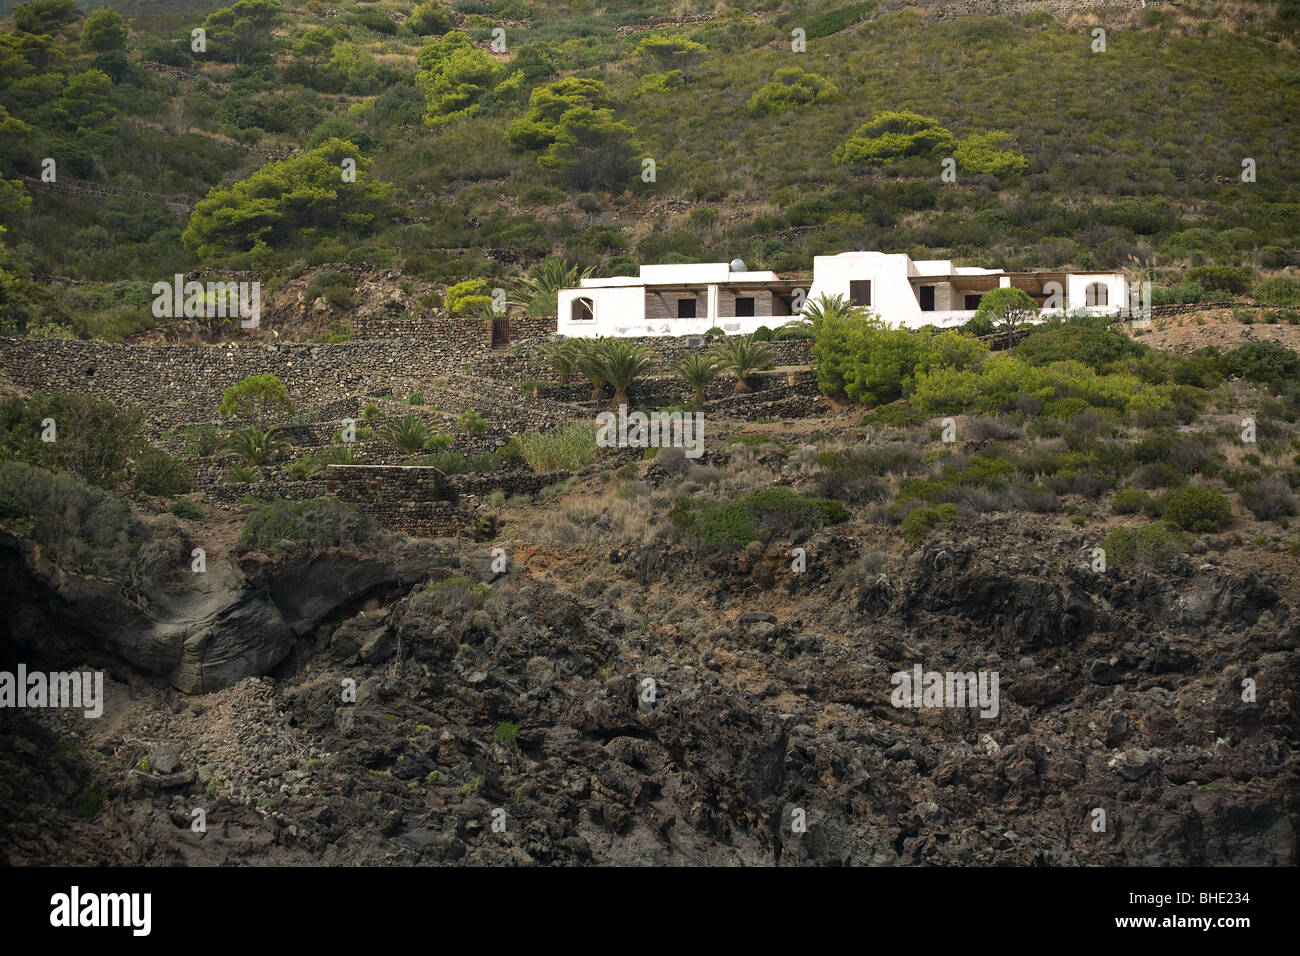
218,375,293,422
133,446,193,496
0,393,144,488
1103,523,1188,567
516,422,598,472
225,426,287,465
900,503,958,545
170,499,206,519
1253,277,1300,307
180,424,223,458
457,410,489,436
1162,485,1232,532
1111,487,1152,515
1185,265,1253,294
236,499,380,553
1223,341,1300,382
0,461,186,584
670,487,846,552
304,270,357,309
1240,475,1298,521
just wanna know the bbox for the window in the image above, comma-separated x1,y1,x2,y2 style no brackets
1085,283,1109,307
849,280,872,307
919,286,935,311
571,297,594,321
964,294,982,310
734,296,755,317
677,297,697,318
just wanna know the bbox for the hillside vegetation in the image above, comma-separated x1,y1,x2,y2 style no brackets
0,0,1297,341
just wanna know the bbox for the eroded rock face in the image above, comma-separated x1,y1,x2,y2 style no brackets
2,515,1296,867
0,534,439,693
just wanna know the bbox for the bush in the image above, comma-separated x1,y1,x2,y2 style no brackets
236,499,379,553
1185,265,1253,294
0,461,186,586
516,423,598,472
133,446,194,496
670,487,847,552
1240,475,1298,521
457,410,489,437
303,269,356,309
1111,487,1153,515
1223,341,1300,382
218,375,293,422
379,415,436,453
0,393,144,488
1103,523,1188,567
170,499,206,519
900,503,958,545
1253,277,1300,307
1162,485,1232,532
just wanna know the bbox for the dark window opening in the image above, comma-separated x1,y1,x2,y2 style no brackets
677,298,697,318
964,294,983,310
849,280,872,307
920,286,935,311
734,296,755,317
572,297,594,321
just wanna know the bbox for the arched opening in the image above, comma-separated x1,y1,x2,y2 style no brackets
1085,283,1109,307
572,297,595,322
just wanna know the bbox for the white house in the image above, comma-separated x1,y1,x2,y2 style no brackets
555,251,1129,338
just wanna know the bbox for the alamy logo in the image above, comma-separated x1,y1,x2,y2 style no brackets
152,274,261,328
50,886,151,936
595,403,704,458
0,665,103,718
891,664,999,719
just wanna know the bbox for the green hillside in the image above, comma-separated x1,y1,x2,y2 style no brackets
1,0,1299,339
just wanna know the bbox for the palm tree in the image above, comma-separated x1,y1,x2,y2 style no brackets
710,335,774,393
573,338,609,402
801,292,862,330
597,338,655,407
672,352,719,407
539,339,581,384
511,257,594,316
379,414,435,453
224,425,286,465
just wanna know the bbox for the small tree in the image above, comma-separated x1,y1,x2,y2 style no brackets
672,352,719,406
710,335,774,393
974,287,1039,350
82,7,128,53
218,374,293,422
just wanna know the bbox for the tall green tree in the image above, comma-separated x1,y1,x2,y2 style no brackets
202,0,283,66
81,7,127,53
182,138,390,259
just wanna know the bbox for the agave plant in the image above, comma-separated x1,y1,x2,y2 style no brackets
379,414,436,453
672,352,719,407
596,338,655,406
224,425,286,465
709,335,775,393
511,257,594,316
